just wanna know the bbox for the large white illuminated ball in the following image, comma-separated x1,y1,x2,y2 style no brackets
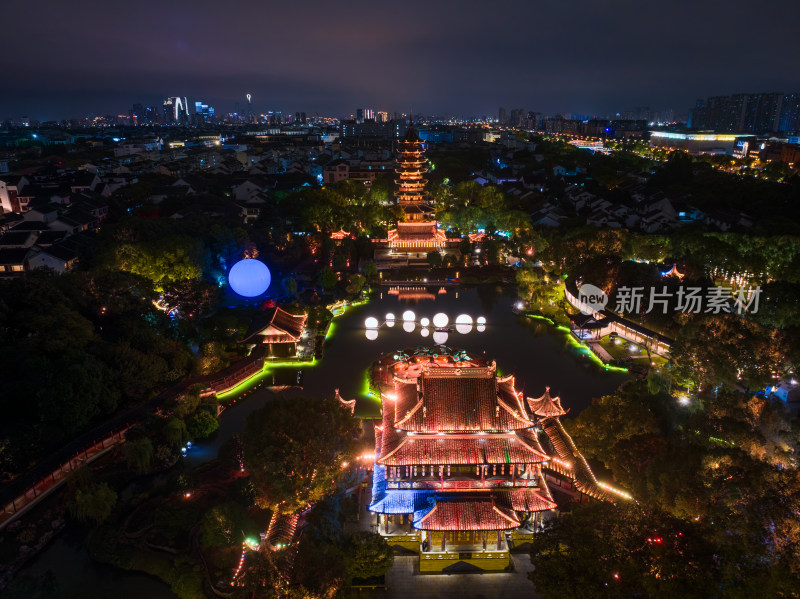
433,313,449,328
402,310,416,322
420,317,430,327
365,329,378,341
455,314,473,334
433,331,448,345
365,317,379,329
228,259,271,297
386,313,395,321
476,316,487,324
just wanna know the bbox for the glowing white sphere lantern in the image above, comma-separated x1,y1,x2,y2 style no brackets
477,323,486,333
403,321,415,333
228,259,271,297
420,317,430,327
476,316,487,324
455,314,472,325
365,329,379,341
420,327,430,337
433,331,448,345
364,317,379,329
386,313,395,321
432,313,449,328
402,310,416,322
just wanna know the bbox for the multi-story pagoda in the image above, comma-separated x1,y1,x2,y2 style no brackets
368,347,625,572
383,125,448,257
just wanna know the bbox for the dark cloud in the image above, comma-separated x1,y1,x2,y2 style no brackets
1,0,798,120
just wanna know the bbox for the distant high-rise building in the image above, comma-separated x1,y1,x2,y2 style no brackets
779,93,800,133
509,108,525,127
743,92,782,133
689,92,785,133
130,103,144,125
356,108,364,123
498,107,506,124
364,108,375,121
163,97,189,123
194,101,214,123
376,111,388,123
246,93,255,123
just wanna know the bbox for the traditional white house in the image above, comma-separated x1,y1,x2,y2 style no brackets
27,243,79,273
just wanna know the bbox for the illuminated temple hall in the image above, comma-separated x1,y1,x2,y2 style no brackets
369,347,616,572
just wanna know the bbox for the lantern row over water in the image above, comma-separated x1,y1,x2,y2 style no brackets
364,311,487,341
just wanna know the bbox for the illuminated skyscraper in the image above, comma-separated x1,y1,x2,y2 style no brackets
163,97,189,123
194,101,214,123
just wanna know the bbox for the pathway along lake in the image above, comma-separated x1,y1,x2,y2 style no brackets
15,285,628,597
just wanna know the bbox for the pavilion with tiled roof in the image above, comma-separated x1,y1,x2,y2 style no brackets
240,306,307,356
527,386,568,418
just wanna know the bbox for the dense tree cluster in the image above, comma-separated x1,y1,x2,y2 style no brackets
241,395,362,512
0,270,193,476
533,381,800,597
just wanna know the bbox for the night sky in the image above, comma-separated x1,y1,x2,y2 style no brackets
3,0,798,120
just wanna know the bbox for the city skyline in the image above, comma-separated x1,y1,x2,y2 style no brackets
2,0,799,120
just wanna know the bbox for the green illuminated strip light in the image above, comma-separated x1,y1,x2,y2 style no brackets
216,358,318,399
216,362,270,399
325,321,337,340
361,368,379,398
709,436,735,447
526,314,555,325
548,323,628,373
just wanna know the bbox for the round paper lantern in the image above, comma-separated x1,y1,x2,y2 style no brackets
402,310,416,322
456,314,473,325
420,327,430,337
420,317,430,327
432,313,449,328
476,316,487,324
228,259,271,297
365,317,379,329
386,313,395,321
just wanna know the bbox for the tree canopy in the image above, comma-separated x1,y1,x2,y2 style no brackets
241,395,361,512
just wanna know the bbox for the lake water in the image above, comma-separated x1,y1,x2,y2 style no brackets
15,285,627,597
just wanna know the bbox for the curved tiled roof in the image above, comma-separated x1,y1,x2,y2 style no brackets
378,433,549,466
394,368,532,432
415,499,520,531
527,387,568,418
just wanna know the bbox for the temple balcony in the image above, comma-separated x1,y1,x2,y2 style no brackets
385,474,540,490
